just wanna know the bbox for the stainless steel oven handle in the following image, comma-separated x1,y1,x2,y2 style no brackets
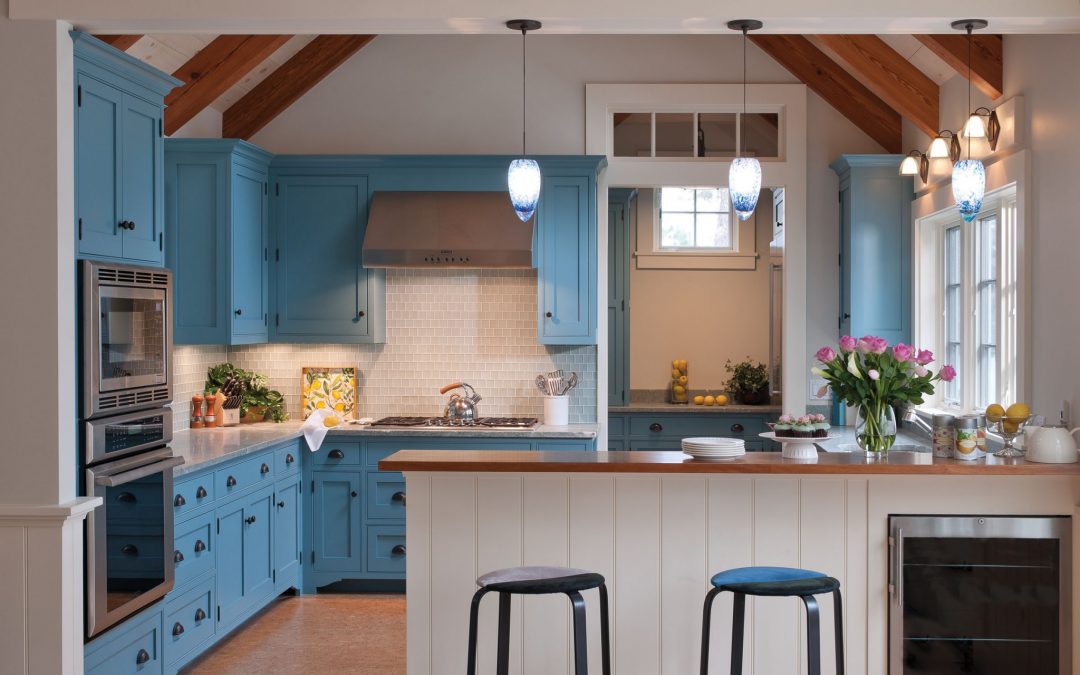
94,456,185,487
896,527,904,608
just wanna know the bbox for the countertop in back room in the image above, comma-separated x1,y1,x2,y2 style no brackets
608,402,782,414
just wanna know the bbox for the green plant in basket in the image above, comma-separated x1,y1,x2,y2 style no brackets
723,358,770,405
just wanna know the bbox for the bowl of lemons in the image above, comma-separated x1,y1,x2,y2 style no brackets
985,401,1031,457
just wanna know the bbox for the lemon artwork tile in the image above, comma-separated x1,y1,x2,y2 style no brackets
301,366,359,421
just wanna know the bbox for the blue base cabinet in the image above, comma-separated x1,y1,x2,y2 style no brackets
608,412,779,452
165,140,273,345
73,32,181,267
84,601,164,675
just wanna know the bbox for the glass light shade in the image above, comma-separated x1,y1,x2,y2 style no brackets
899,155,920,176
728,157,762,221
952,159,986,223
507,158,541,221
928,136,951,158
963,113,987,139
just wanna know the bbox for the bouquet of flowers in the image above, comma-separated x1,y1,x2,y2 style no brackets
812,336,956,453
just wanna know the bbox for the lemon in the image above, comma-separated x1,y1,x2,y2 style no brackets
985,403,1005,423
715,394,728,406
678,375,688,386
1002,419,1021,434
672,359,680,368
693,395,705,405
671,369,681,380
673,385,686,397
1005,402,1030,421
324,414,341,427
315,400,326,409
704,395,716,406
678,359,688,371
332,390,342,400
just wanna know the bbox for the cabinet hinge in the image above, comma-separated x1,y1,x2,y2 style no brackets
78,218,83,240
273,570,276,583
299,550,302,565
311,550,315,564
275,314,280,327
275,183,280,196
310,479,315,494
264,247,268,261
264,182,267,195
216,518,220,534
159,232,163,251
264,313,267,327
217,606,221,622
158,118,163,137
275,248,279,262
77,85,82,107
621,299,625,311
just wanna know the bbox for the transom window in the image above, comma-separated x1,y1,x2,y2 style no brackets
657,187,733,250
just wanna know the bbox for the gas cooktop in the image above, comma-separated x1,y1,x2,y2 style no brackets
370,416,539,429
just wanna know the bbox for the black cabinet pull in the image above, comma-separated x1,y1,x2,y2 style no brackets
391,491,406,506
731,423,744,433
328,449,345,460
172,622,185,637
194,539,206,553
194,608,206,622
649,423,663,432
128,220,136,231
842,312,851,320
173,494,186,507
234,308,243,316
545,311,553,318
391,544,406,556
261,463,270,475
277,500,286,508
226,475,237,487
357,310,365,318
351,491,358,498
135,649,150,665
116,492,136,503
196,486,208,499
245,515,257,525
285,453,295,465
174,550,184,563
120,544,138,556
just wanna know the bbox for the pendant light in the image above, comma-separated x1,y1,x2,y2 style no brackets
727,19,764,221
506,20,542,222
951,19,988,223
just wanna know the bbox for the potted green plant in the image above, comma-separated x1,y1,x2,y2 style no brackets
205,363,289,423
723,358,771,405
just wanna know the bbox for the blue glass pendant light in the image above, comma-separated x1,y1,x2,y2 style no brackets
951,20,988,222
506,20,542,222
727,20,764,221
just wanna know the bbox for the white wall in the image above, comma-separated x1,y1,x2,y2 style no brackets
170,105,222,138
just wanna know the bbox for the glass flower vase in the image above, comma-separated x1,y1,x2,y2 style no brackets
855,403,897,458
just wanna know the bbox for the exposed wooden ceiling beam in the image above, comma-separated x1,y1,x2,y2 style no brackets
815,34,939,138
164,35,291,136
750,35,901,153
223,35,375,140
94,35,142,51
914,33,1003,100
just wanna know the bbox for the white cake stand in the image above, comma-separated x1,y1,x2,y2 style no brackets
760,432,837,460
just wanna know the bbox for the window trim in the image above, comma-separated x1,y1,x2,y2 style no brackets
654,186,738,253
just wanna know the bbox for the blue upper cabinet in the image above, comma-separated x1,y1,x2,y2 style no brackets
165,139,273,345
73,32,181,267
271,173,386,343
832,155,913,346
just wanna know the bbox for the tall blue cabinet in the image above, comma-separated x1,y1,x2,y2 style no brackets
73,32,181,267
831,155,913,345
607,188,635,405
165,139,273,345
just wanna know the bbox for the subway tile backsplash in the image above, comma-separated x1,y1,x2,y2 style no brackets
171,269,596,431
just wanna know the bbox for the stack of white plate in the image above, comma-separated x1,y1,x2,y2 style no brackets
681,437,745,460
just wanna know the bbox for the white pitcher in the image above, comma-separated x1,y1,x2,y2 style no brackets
1024,426,1080,464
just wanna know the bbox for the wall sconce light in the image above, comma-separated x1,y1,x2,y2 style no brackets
899,150,929,182
927,130,961,162
963,106,1001,150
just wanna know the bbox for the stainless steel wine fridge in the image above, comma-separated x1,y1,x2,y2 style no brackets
888,515,1071,674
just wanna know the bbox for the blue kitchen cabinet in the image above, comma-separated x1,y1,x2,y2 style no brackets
608,411,779,451
214,483,275,629
165,139,272,345
84,601,164,675
831,155,913,345
311,471,363,573
274,476,302,592
271,174,386,343
607,189,635,405
73,32,180,267
538,171,598,344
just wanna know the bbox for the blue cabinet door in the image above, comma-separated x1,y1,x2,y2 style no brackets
231,164,269,342
215,484,275,627
272,175,384,343
214,499,245,627
273,477,301,591
311,471,362,572
538,174,595,344
76,73,123,260
243,486,275,605
120,94,164,264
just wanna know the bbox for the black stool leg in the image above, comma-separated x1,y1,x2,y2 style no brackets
803,595,821,675
599,583,612,675
730,592,746,675
699,587,722,675
832,589,845,675
567,590,589,675
496,592,512,675
466,588,489,675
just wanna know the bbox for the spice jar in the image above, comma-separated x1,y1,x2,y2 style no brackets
954,414,987,460
931,413,955,458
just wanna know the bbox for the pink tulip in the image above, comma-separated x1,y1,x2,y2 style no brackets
839,335,857,353
868,369,880,381
815,346,837,363
859,336,888,354
915,349,934,366
892,343,913,362
939,365,957,382
914,365,929,377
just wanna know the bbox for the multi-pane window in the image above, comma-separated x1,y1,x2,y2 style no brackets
976,215,998,408
943,226,962,405
658,187,733,250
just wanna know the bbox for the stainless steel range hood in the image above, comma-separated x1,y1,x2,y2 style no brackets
362,191,534,268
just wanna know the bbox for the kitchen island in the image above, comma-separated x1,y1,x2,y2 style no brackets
380,450,1080,675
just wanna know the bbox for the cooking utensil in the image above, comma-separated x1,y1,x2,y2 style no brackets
561,372,578,395
440,382,481,423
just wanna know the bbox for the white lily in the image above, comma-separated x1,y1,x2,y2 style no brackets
810,366,826,377
847,352,863,379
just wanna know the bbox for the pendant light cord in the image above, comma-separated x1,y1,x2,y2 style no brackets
741,26,748,158
521,27,527,158
966,25,973,159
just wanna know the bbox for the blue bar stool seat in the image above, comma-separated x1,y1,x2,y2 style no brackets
701,566,844,675
467,566,611,675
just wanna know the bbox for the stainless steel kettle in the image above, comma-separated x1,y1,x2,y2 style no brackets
440,382,482,424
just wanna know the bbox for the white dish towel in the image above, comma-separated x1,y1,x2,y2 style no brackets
301,408,337,452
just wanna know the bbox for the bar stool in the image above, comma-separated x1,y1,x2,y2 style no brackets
467,566,611,675
700,566,844,675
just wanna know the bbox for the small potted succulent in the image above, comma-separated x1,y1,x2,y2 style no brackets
723,358,771,405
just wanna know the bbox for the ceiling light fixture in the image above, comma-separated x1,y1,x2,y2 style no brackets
927,130,961,162
899,150,929,183
951,19,988,223
506,19,542,222
726,19,764,221
963,106,1001,150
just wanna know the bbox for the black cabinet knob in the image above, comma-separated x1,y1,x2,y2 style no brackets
244,515,256,525
135,649,150,665
172,622,185,637
358,310,366,318
194,608,207,622
120,544,138,556
649,423,663,432
174,550,184,564
127,220,136,231
842,312,851,320
328,449,345,460
226,475,237,487
277,501,286,508
261,463,270,475
391,491,406,506
731,423,744,433
116,492,136,503
351,491,358,498
173,494,186,507
545,311,553,318
196,486,208,499
285,453,295,465
234,308,243,316
391,544,407,556
194,539,206,553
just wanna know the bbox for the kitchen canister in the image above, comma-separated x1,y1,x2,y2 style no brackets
931,413,956,458
543,395,569,426
954,414,988,460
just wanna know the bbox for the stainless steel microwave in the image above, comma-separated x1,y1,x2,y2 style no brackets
82,260,173,419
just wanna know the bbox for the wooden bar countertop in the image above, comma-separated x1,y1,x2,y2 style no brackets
379,450,1080,476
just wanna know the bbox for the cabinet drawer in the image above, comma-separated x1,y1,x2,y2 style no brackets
84,603,163,675
312,441,362,466
164,575,214,666
366,524,406,574
274,443,300,476
215,453,275,496
107,482,164,524
536,439,593,451
173,475,214,518
628,439,685,452
608,414,627,437
173,511,213,590
628,415,765,438
366,472,406,520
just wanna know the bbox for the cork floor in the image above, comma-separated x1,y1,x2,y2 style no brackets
182,593,406,674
